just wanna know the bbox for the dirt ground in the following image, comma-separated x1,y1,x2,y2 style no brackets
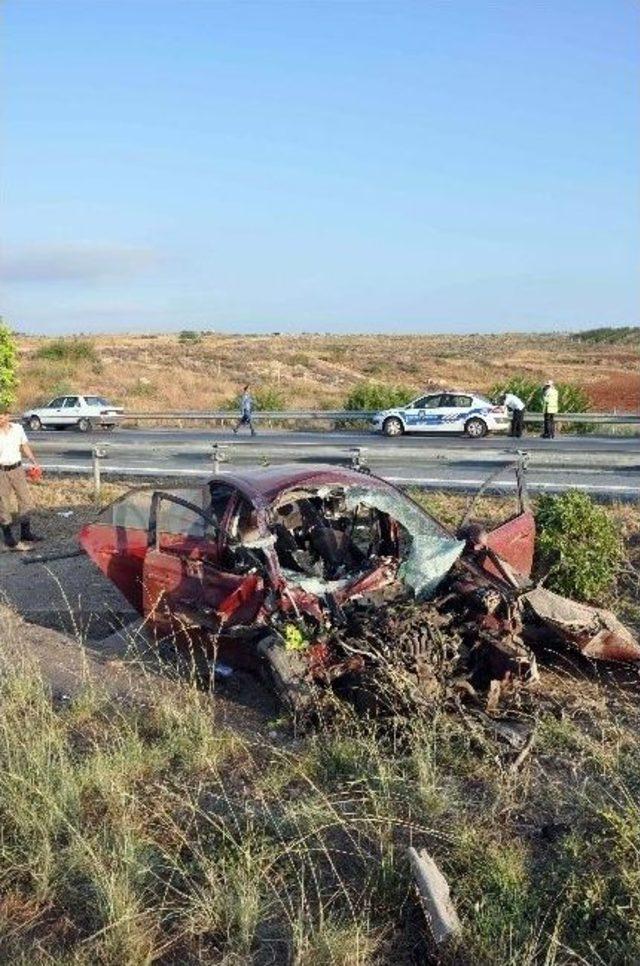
15,330,640,413
2,475,639,743
0,479,276,735
2,475,640,964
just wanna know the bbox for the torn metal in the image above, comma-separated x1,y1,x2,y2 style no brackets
78,462,640,719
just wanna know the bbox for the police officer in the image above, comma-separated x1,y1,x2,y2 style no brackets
499,391,526,437
541,380,559,439
0,405,42,550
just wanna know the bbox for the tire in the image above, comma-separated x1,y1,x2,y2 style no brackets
383,416,404,437
77,417,93,433
465,417,488,439
102,423,115,432
28,416,42,432
257,634,317,718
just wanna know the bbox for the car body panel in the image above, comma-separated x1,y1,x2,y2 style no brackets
79,467,458,634
78,464,640,675
79,465,524,635
484,510,536,580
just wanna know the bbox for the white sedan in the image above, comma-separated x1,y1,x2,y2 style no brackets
372,391,510,438
23,394,123,432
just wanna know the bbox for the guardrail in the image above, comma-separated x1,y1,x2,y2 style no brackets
38,441,640,503
113,409,640,426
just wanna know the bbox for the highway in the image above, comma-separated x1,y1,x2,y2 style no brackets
32,427,640,498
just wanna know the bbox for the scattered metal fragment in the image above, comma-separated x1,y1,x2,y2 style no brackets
509,728,537,772
76,462,640,724
210,661,234,679
22,548,85,566
408,846,462,945
523,587,640,663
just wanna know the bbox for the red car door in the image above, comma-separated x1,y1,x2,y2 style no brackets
142,492,265,635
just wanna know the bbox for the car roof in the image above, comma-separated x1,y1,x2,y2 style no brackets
211,463,399,506
414,388,477,396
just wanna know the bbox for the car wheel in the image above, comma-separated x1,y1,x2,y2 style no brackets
383,416,404,437
28,415,42,431
102,423,115,432
257,634,318,718
465,417,487,439
77,417,93,433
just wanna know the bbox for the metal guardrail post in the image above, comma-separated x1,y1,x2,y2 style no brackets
92,445,108,504
350,447,368,471
515,449,530,512
211,443,227,475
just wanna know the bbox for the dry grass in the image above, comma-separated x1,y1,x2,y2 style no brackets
12,478,130,550
1,621,640,963
14,331,640,413
1,481,640,961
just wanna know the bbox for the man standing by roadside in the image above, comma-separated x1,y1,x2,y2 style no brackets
0,406,42,550
541,380,559,439
500,390,526,438
233,385,256,436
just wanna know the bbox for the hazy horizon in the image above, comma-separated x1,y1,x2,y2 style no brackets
12,322,639,340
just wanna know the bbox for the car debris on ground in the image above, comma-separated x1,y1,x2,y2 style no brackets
408,846,462,947
77,461,640,734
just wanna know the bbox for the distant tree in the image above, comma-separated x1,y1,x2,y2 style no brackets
0,318,18,409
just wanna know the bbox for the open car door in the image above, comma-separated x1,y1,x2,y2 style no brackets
78,489,156,612
142,491,266,638
459,459,535,580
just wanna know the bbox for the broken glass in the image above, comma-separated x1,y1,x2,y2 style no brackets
344,487,464,598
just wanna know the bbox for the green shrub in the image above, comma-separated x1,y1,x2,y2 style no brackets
490,376,592,432
571,326,640,345
288,352,311,367
254,386,286,411
128,378,156,398
343,381,414,412
226,386,287,411
35,338,98,364
0,318,18,409
490,376,591,414
45,380,74,400
535,491,623,601
178,330,202,344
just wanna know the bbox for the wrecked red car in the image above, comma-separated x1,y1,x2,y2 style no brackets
79,463,640,713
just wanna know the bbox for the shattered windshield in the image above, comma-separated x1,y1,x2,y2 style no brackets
344,487,464,598
270,482,464,600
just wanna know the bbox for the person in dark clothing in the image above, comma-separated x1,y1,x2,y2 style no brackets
541,380,559,439
233,385,256,436
499,392,526,438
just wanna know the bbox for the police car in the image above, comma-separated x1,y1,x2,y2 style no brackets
371,390,510,438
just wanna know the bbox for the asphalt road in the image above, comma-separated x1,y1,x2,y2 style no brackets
32,427,640,497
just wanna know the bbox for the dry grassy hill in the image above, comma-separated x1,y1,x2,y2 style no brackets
15,330,640,412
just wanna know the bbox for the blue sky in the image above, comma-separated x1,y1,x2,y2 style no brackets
2,0,639,334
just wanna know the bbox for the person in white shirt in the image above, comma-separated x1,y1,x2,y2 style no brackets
499,392,526,438
0,406,42,551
